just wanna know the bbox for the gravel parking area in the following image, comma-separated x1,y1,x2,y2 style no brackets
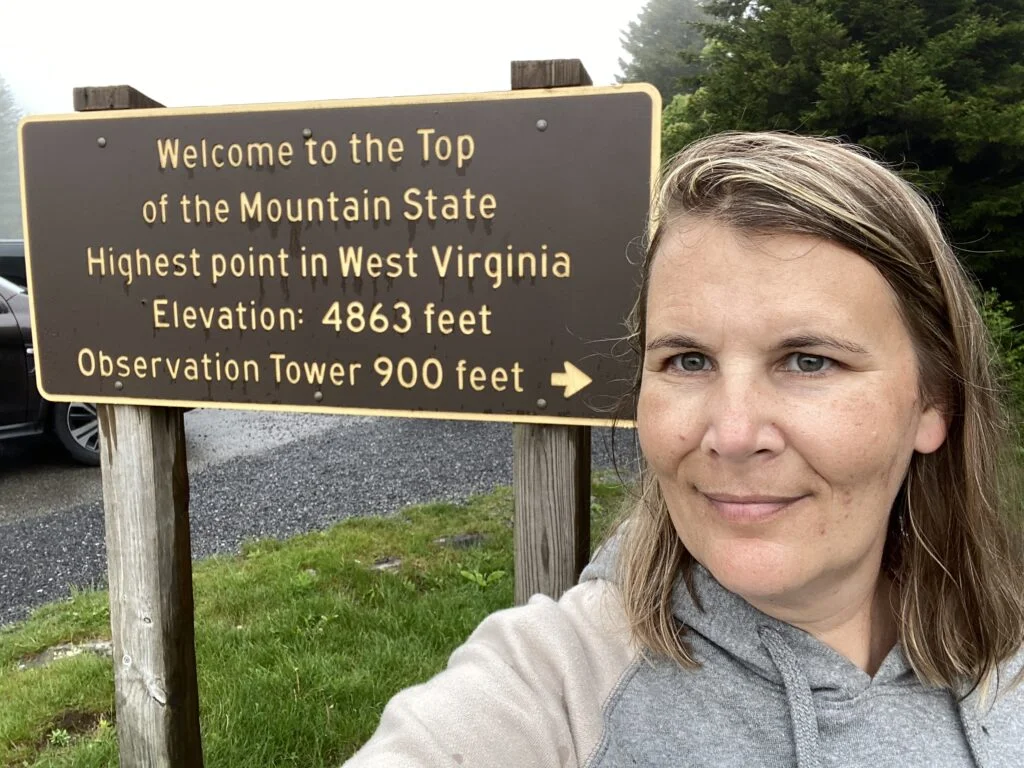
0,416,638,626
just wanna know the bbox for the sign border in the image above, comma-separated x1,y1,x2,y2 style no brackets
18,83,661,427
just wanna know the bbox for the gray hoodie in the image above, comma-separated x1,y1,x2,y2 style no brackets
579,542,1024,767
344,540,1024,767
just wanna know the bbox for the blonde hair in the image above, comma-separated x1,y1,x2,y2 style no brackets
615,131,1024,694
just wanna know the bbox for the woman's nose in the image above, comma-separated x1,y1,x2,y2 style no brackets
698,375,784,460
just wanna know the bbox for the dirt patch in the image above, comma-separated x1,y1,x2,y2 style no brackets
18,640,112,671
434,532,487,549
33,709,110,752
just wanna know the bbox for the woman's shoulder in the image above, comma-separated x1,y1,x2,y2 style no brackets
993,644,1024,708
483,571,637,690
955,645,1024,766
965,644,1024,708
1003,644,1024,683
479,573,631,656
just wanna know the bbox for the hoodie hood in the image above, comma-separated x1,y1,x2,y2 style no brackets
582,533,911,689
674,563,915,693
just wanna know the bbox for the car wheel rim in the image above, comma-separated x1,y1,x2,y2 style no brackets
66,403,99,453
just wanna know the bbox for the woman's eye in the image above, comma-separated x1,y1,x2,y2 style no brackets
788,353,832,373
670,352,709,372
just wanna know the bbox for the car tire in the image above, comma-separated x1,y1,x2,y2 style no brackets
52,402,101,466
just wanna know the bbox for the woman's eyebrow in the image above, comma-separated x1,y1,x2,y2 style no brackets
645,333,868,355
646,334,708,353
777,334,869,354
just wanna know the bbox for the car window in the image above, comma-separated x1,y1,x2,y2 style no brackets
0,275,26,294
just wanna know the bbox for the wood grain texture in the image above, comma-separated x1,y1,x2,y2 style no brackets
98,404,203,767
513,424,591,604
511,60,592,606
73,85,163,111
77,83,202,767
510,59,593,89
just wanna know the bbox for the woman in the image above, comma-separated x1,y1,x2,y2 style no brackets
344,133,1024,767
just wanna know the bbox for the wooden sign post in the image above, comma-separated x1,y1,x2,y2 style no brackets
511,60,593,606
76,86,205,767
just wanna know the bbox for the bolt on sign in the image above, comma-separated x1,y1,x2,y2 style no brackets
18,85,659,425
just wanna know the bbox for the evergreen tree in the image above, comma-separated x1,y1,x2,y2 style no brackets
618,0,710,101
0,75,23,238
667,0,1024,304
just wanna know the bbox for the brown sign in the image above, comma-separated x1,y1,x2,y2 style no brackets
18,86,659,425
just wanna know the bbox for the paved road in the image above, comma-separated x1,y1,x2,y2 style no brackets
0,409,638,626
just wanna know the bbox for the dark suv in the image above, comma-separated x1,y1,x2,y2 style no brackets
0,239,26,287
0,274,100,465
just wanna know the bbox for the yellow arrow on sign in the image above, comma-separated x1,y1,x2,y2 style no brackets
550,362,593,399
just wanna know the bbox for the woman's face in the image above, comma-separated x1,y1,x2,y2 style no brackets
636,219,947,610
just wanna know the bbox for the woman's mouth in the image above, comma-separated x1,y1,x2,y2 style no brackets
700,492,806,523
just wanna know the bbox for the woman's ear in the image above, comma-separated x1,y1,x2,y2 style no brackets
914,404,948,454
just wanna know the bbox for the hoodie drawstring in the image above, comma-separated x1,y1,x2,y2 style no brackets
759,627,823,768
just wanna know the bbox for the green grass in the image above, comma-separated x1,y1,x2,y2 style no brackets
0,475,629,767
